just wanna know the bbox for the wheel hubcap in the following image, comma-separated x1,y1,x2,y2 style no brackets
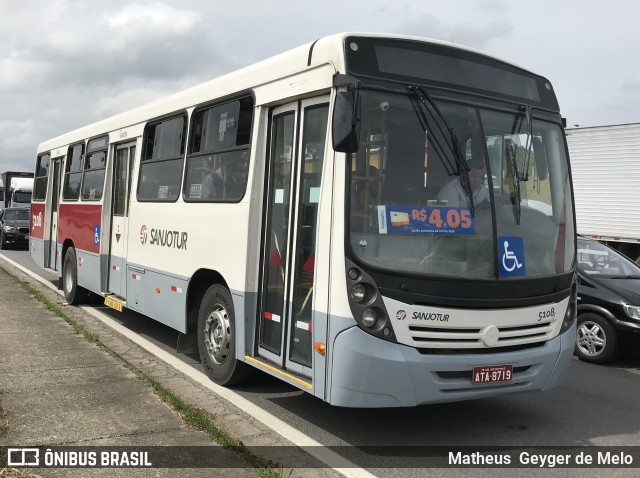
577,321,606,357
64,265,73,294
203,304,231,365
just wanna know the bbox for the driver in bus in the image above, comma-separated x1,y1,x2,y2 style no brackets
436,155,489,208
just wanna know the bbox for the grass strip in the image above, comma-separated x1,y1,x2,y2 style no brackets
10,275,288,478
13,277,99,342
145,375,287,478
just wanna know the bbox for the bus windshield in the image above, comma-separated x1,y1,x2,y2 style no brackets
348,89,575,279
14,191,32,203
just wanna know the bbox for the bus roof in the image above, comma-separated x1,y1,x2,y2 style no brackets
37,32,533,154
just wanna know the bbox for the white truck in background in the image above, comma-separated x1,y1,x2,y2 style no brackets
1,171,34,209
566,122,640,263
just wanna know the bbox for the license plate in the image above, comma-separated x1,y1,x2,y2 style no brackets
473,365,513,384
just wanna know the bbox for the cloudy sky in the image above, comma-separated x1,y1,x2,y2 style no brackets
2,0,640,174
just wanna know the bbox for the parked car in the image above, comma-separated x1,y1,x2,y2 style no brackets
0,207,30,250
575,236,640,363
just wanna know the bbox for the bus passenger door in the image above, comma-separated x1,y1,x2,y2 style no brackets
47,158,62,270
108,142,136,298
259,97,330,378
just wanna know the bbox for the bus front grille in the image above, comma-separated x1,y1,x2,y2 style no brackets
407,321,554,349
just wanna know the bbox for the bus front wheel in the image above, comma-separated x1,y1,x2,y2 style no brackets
197,284,252,386
63,247,89,305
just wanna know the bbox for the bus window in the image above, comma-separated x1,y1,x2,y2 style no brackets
63,142,84,201
138,115,186,201
33,153,50,201
81,136,108,201
184,97,253,202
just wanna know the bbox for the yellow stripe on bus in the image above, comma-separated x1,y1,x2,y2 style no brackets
244,356,312,390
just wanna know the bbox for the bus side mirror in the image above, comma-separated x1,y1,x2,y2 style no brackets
332,89,361,153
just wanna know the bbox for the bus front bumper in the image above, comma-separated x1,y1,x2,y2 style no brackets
329,322,576,408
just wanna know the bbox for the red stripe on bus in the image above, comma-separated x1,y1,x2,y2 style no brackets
30,203,46,240
58,203,103,253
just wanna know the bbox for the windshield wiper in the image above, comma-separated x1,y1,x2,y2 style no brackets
407,85,475,216
406,86,457,174
505,139,522,225
521,105,533,182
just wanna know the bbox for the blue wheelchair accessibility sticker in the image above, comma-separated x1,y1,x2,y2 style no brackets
94,225,101,245
498,236,525,276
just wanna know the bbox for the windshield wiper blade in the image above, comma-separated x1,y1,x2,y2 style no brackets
407,84,475,216
407,87,456,175
505,139,522,225
449,127,475,214
521,105,533,181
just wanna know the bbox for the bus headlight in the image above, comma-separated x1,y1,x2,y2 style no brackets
361,308,378,327
623,305,640,320
345,258,397,342
351,283,368,303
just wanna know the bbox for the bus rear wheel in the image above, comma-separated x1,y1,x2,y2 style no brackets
197,284,252,386
62,247,89,305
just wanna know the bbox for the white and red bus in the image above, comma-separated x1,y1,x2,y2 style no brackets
30,33,577,407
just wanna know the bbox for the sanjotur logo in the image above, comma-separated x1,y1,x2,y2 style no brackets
139,225,148,245
140,224,188,250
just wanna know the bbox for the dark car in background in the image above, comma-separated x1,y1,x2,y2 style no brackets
0,207,30,250
575,237,640,363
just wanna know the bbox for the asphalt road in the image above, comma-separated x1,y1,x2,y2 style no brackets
3,247,640,477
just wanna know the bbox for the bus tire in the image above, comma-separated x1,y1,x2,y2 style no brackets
575,313,619,364
197,284,252,386
62,247,89,305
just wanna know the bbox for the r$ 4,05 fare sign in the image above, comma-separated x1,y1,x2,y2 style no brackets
377,205,474,235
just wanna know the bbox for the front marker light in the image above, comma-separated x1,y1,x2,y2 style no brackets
348,268,360,280
623,305,640,320
361,308,377,328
